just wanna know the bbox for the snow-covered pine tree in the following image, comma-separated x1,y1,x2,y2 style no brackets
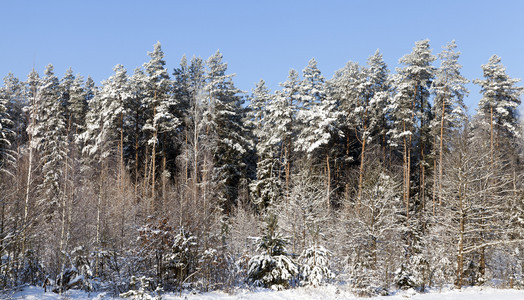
389,39,436,218
474,55,523,161
299,245,333,287
127,67,149,194
173,55,212,226
142,42,178,212
204,50,249,213
0,76,23,263
330,61,365,203
431,40,468,210
172,55,193,152
67,75,88,138
366,50,391,163
20,69,41,257
296,58,339,209
26,65,69,280
137,217,196,290
84,76,96,102
249,80,281,209
273,169,333,287
388,40,436,292
269,69,299,198
0,80,17,268
59,68,75,112
82,65,129,162
3,73,27,148
334,51,390,213
247,214,298,290
33,64,68,220
0,79,15,169
58,70,88,259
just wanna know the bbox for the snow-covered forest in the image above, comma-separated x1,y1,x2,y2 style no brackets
0,39,523,298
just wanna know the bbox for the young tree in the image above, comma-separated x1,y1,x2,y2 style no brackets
344,162,403,295
247,214,298,290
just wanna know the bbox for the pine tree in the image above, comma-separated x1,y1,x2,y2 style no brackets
365,50,391,162
431,40,468,210
0,81,14,168
296,59,339,209
474,55,523,161
1,73,25,152
84,76,96,102
249,80,281,209
204,50,249,212
142,42,178,212
173,55,209,225
122,67,149,203
82,64,129,161
247,214,298,290
270,69,299,198
299,245,333,287
68,75,88,137
388,41,436,291
389,39,436,219
34,64,68,217
330,61,365,203
358,51,390,212
59,68,75,114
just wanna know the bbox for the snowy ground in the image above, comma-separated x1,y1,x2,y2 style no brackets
6,285,524,300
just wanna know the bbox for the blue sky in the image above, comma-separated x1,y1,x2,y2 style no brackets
2,0,523,112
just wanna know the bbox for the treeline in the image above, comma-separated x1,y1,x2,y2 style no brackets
0,40,523,296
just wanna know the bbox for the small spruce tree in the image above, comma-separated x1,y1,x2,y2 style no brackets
247,214,297,290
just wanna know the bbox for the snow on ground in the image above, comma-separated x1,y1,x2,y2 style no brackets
5,285,524,300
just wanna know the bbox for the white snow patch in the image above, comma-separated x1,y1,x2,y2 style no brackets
7,285,524,300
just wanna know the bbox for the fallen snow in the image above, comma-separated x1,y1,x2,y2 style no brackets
6,285,524,300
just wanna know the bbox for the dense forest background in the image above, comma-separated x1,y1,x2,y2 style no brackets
0,39,523,297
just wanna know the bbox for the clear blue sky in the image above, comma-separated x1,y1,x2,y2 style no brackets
2,0,524,112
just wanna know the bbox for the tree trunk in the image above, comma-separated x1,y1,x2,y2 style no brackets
345,132,351,204
95,160,106,277
151,102,157,213
357,101,369,215
161,155,166,211
326,153,331,211
193,114,199,209
135,108,140,202
456,196,465,289
432,143,437,216
22,89,38,255
120,113,126,247
285,138,291,200
439,93,446,206
357,133,366,215
489,105,495,165
402,120,410,220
